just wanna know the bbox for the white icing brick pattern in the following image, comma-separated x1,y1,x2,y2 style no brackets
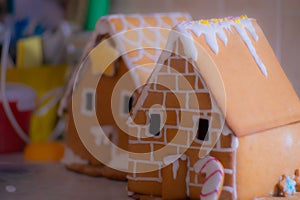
128,55,239,198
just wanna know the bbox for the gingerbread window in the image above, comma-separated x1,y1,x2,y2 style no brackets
149,113,161,137
81,88,95,115
123,95,134,114
85,92,94,111
197,118,209,141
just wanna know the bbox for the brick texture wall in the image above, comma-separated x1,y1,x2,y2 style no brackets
128,53,238,199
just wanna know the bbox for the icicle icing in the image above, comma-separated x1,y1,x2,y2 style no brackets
175,15,268,77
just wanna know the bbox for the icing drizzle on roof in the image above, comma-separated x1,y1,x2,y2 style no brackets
97,13,191,86
175,16,268,77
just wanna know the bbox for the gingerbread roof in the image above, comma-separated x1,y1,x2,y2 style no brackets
158,16,300,136
58,12,191,114
84,12,191,84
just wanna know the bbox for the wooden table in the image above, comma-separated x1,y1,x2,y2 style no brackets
0,153,129,200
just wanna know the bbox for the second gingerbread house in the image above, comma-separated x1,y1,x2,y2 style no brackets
60,12,191,179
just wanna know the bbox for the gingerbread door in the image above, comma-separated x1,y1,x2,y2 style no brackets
162,155,188,199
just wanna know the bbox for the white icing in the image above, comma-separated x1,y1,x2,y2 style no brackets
222,186,234,193
107,152,129,171
127,190,134,196
103,13,192,88
285,133,293,147
60,146,89,165
174,17,268,77
163,154,187,179
231,136,239,149
233,22,267,76
59,13,191,113
242,18,259,41
172,160,179,179
232,151,238,199
90,125,118,146
163,154,180,165
185,156,190,197
222,124,233,136
172,24,198,61
89,125,128,170
127,176,162,183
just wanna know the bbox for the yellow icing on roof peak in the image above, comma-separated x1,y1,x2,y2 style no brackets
174,15,267,76
196,15,249,25
200,19,210,25
234,19,241,24
240,15,248,19
211,19,220,23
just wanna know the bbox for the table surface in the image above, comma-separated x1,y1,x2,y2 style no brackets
2,153,300,200
0,153,130,200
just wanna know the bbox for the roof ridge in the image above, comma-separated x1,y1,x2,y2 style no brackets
173,15,267,77
100,12,191,21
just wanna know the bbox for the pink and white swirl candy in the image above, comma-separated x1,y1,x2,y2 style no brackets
194,156,224,200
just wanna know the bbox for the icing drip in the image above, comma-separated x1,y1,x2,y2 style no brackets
231,136,239,149
175,16,268,77
172,160,179,180
163,154,187,180
108,152,129,171
90,125,128,170
232,22,267,76
185,156,190,197
90,125,118,146
285,133,293,147
60,146,88,165
222,124,233,136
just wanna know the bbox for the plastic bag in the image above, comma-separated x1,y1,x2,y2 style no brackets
5,65,68,142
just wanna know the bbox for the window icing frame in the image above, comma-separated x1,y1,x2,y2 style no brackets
192,115,213,145
81,88,96,116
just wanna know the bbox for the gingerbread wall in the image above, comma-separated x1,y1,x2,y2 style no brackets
128,55,238,199
96,58,132,151
66,57,133,156
66,101,101,165
236,122,300,199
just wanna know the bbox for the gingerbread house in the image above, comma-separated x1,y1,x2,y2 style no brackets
59,12,191,179
127,16,300,199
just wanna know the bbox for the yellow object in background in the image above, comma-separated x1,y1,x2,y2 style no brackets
24,141,65,161
16,36,43,68
90,39,118,76
5,65,68,142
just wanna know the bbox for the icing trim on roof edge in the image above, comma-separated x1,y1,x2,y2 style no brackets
173,16,268,77
93,12,192,87
96,12,192,35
